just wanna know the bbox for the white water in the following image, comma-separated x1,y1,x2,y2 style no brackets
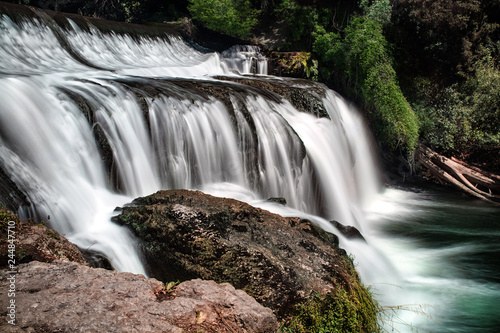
0,13,383,272
0,12,445,331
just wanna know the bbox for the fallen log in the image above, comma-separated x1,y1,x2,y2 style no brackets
416,144,500,206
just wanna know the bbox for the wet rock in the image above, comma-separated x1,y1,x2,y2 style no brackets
0,166,30,213
267,197,287,205
0,261,277,333
216,76,330,119
113,189,356,317
330,220,366,241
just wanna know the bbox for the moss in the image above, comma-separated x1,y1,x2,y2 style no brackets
0,207,19,234
281,255,380,333
115,190,378,321
281,287,380,332
46,229,61,240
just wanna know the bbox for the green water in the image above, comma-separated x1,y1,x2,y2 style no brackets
366,186,500,332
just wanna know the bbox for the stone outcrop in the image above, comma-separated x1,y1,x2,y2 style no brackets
0,261,277,333
0,208,87,267
113,189,360,317
330,220,366,241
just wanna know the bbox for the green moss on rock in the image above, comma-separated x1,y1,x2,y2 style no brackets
114,189,380,329
282,256,380,332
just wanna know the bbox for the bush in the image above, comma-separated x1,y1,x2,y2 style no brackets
417,86,473,153
466,55,500,136
416,55,500,154
313,17,420,154
187,0,259,38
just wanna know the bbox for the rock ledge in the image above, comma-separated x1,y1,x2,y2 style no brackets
0,260,277,333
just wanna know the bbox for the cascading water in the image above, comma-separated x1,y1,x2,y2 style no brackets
2,8,499,332
0,14,380,253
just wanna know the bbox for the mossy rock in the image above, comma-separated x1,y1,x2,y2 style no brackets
114,189,378,326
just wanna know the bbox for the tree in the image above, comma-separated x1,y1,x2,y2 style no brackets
188,0,259,38
313,17,420,154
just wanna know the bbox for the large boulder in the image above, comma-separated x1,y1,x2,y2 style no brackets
113,189,359,317
0,260,278,333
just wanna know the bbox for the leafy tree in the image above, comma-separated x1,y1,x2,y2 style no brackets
360,0,391,25
466,55,500,136
187,0,259,38
313,17,420,154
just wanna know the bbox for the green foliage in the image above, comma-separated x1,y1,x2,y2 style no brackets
0,207,18,233
187,0,259,38
392,0,500,83
466,55,500,136
415,86,473,152
415,54,500,154
46,228,61,240
277,0,319,49
313,17,420,154
360,0,391,25
164,280,180,292
275,52,318,80
276,0,351,51
120,1,143,23
281,253,380,332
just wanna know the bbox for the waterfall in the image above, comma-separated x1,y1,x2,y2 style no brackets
0,13,382,278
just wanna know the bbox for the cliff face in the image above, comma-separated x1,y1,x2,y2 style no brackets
112,189,377,325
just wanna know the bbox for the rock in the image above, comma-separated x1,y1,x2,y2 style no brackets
113,189,359,317
216,76,330,119
0,208,87,267
267,197,287,205
266,51,312,79
0,260,278,333
330,220,366,241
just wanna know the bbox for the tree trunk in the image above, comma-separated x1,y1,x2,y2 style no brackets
416,144,500,206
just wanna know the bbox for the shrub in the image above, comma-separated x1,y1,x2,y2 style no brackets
416,55,500,154
313,17,420,154
466,55,500,136
187,0,259,38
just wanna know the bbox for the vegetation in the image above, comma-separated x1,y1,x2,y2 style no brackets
273,0,499,164
0,206,18,234
281,256,380,333
313,16,419,154
274,0,419,154
389,0,500,161
187,0,258,38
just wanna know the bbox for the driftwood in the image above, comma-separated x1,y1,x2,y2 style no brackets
416,144,500,206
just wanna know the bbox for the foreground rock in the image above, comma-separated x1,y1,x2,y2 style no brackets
0,261,277,333
113,190,370,319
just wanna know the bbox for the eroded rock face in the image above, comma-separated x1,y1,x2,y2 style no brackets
113,189,355,317
0,261,278,333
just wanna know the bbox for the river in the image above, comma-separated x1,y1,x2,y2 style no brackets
366,186,500,332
